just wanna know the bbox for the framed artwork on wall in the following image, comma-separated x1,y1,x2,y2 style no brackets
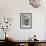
20,13,32,29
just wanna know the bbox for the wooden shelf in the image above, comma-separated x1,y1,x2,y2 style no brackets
0,39,46,46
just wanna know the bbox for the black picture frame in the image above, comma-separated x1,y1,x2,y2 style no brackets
20,13,32,29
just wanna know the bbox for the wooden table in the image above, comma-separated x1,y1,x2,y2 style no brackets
5,39,46,46
13,40,46,46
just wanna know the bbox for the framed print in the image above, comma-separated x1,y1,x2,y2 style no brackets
20,13,32,29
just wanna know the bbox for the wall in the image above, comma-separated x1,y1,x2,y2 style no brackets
0,0,46,40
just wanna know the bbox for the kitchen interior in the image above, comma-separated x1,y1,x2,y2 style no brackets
0,0,46,46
